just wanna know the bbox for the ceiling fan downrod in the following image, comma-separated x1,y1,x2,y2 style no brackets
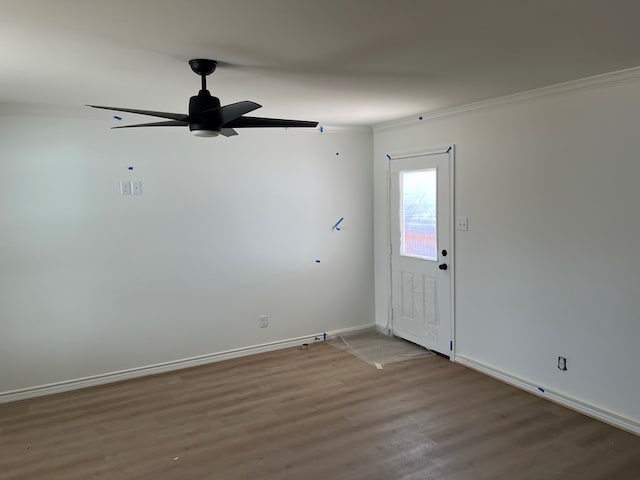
189,59,217,92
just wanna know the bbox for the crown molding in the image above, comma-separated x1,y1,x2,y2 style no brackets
373,65,640,133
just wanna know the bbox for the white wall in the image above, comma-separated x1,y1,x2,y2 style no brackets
374,75,640,426
0,106,374,393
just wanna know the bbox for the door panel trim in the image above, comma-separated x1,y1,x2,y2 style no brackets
387,145,456,359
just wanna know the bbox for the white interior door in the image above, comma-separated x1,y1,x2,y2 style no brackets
389,150,453,356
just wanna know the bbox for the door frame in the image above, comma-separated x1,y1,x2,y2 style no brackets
387,145,456,360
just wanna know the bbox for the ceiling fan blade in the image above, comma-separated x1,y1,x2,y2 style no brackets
112,120,189,129
224,116,319,129
87,105,189,121
220,128,238,137
215,101,262,124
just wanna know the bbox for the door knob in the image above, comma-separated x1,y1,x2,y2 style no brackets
439,263,448,271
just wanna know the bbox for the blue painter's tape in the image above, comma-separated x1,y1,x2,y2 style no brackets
538,387,545,393
418,116,424,121
446,146,452,153
323,332,327,341
450,340,453,351
315,259,321,263
128,166,134,171
386,154,391,160
113,115,122,121
320,126,324,133
332,217,344,230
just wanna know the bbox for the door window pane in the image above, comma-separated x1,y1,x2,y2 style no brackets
400,169,437,260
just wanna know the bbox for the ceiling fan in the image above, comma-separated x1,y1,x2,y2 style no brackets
88,59,319,137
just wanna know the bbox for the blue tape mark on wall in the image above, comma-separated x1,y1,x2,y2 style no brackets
113,115,122,121
332,217,344,231
446,146,452,153
538,387,545,393
450,340,453,351
319,126,324,133
386,154,391,160
128,166,134,171
336,152,340,156
315,259,321,263
418,116,424,121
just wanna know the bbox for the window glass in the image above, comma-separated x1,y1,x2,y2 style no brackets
401,169,437,260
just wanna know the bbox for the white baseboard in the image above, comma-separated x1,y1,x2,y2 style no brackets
0,323,375,404
454,355,639,436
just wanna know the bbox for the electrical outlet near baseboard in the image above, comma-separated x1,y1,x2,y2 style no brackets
558,356,567,371
259,315,269,328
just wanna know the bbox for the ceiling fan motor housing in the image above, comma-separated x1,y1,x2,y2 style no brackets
188,90,222,133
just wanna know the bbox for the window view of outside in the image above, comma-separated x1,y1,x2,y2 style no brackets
401,169,437,260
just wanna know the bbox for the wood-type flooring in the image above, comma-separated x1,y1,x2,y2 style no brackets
1,343,638,479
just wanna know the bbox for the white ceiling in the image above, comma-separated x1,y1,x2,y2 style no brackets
2,0,640,126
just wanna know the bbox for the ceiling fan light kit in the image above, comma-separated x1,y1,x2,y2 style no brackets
88,59,318,137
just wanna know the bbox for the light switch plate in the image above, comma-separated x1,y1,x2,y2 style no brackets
120,180,132,195
132,180,143,195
